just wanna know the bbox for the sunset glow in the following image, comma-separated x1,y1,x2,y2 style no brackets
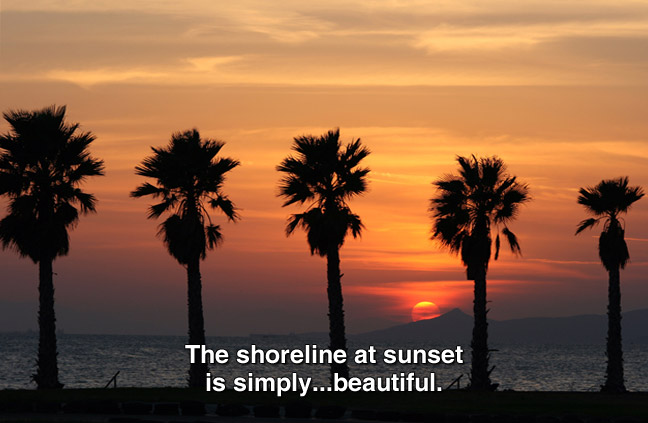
2,0,648,336
411,302,442,322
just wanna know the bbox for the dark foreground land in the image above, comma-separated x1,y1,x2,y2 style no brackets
1,389,647,422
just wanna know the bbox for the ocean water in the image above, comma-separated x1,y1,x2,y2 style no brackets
1,333,647,391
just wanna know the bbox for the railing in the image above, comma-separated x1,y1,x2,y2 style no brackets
445,374,463,390
104,371,120,389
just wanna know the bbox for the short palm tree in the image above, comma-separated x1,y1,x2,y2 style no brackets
277,128,370,380
0,105,104,389
131,129,239,388
430,156,529,391
576,177,644,393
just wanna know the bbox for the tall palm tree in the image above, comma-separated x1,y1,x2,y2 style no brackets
430,156,529,391
576,177,644,393
131,129,239,388
277,128,370,380
0,105,105,389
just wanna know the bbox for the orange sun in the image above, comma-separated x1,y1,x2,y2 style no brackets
411,301,441,322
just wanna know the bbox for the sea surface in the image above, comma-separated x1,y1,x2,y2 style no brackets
1,333,647,391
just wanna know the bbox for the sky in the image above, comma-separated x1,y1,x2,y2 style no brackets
1,0,648,336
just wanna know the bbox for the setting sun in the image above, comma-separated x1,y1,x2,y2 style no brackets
411,301,441,322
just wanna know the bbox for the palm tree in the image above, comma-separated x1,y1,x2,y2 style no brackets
430,156,529,391
0,105,105,389
277,128,369,380
576,177,644,393
131,129,239,388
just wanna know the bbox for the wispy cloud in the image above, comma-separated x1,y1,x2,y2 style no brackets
185,56,244,71
415,19,648,52
3,1,648,87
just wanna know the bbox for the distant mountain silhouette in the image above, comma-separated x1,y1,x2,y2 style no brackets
356,308,472,343
622,308,648,343
356,308,648,345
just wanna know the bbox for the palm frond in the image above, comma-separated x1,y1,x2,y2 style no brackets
278,174,315,206
205,224,223,249
55,202,79,227
208,156,240,187
67,157,105,183
502,227,522,256
340,138,370,169
148,196,177,219
337,167,370,199
456,156,479,188
157,214,207,264
432,217,468,253
495,184,530,223
480,156,504,189
130,182,168,199
209,195,239,222
346,211,364,239
494,233,500,260
286,212,307,236
73,190,98,213
575,218,600,234
598,219,630,270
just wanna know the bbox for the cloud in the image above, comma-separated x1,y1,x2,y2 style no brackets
185,56,243,72
3,1,648,87
45,69,171,86
413,16,648,54
19,55,245,87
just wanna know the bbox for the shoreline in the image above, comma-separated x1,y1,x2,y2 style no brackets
2,388,648,420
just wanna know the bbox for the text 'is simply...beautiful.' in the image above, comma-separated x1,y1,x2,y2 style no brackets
185,344,464,397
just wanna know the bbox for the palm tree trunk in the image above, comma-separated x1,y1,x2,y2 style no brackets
35,259,62,389
603,266,625,392
187,256,208,388
470,267,492,391
326,246,349,380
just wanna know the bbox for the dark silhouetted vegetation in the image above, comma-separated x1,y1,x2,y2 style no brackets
2,388,648,419
277,128,370,380
131,129,239,388
3,103,648,397
576,177,644,393
0,105,105,389
430,156,529,391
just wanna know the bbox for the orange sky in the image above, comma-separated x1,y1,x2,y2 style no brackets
1,1,648,335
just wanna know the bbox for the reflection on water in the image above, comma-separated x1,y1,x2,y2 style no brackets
1,333,646,391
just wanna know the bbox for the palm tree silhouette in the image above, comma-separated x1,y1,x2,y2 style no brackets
0,105,105,389
576,177,644,393
131,129,239,388
277,128,370,380
430,156,529,391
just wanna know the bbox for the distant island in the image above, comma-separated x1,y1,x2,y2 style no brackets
4,307,648,345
